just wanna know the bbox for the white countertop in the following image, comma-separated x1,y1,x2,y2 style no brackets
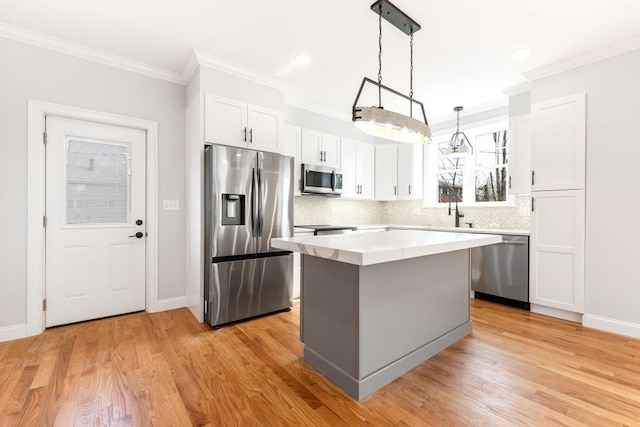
294,224,529,236
272,229,502,266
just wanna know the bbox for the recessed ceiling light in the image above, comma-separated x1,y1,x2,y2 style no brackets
294,54,310,65
511,48,533,60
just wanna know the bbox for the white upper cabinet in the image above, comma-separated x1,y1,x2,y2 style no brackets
397,144,423,200
375,144,422,200
301,128,341,168
531,92,586,191
283,125,302,196
508,114,531,195
374,145,398,200
204,93,283,153
358,143,374,199
341,138,374,199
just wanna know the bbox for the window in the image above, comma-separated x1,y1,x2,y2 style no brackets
424,119,509,207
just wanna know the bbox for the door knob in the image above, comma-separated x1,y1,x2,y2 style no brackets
136,219,143,225
129,232,144,238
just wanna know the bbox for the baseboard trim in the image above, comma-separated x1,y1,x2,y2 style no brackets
157,296,188,312
0,323,28,343
583,314,640,339
530,304,583,323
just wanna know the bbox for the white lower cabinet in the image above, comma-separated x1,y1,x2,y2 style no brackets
530,189,585,314
341,138,374,199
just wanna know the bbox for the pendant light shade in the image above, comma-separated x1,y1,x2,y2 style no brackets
446,106,473,156
352,0,431,144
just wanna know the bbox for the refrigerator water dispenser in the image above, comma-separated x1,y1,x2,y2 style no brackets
221,194,245,226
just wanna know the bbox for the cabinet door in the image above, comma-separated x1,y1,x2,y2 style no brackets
531,92,585,191
204,94,247,147
321,133,341,168
374,145,398,200
340,138,359,198
530,190,585,313
247,104,282,153
358,143,375,199
397,144,423,199
301,128,323,165
508,114,531,194
283,125,302,196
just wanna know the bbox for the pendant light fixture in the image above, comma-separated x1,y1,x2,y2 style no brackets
446,106,473,156
352,0,431,144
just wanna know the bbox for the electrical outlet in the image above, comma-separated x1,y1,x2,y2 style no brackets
163,200,179,211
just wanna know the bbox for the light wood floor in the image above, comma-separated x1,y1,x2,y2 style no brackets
1,300,638,426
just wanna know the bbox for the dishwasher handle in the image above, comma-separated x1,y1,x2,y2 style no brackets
500,236,529,245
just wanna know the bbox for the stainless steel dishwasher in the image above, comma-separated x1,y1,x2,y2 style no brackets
471,235,529,310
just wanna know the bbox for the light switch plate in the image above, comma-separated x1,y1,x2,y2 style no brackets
163,200,179,211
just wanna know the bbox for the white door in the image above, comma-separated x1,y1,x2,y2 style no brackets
301,128,323,165
321,133,341,168
45,116,147,327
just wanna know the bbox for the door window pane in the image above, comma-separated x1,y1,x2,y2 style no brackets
66,139,131,225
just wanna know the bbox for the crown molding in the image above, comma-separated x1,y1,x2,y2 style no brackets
180,50,200,84
0,23,183,84
193,49,288,92
523,36,640,81
501,82,531,97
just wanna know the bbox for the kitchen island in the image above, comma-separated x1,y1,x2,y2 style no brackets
271,229,501,400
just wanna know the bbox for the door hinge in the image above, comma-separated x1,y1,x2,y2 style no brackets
43,132,47,144
43,299,47,311
43,216,47,227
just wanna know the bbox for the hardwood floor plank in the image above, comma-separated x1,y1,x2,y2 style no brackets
1,301,638,426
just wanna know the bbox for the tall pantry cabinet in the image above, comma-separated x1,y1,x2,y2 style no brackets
529,92,586,318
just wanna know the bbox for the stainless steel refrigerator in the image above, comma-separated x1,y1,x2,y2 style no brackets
204,144,294,328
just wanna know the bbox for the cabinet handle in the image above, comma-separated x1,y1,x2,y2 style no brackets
409,184,412,195
509,176,512,189
531,170,535,186
359,185,362,194
394,185,397,196
531,197,535,212
319,151,323,162
323,151,326,162
243,127,247,142
249,128,253,143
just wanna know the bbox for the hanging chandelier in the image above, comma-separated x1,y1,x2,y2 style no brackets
446,106,473,156
352,0,431,144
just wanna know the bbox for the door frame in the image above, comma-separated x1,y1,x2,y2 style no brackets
26,100,159,336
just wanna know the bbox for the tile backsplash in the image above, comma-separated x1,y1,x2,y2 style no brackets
294,195,530,230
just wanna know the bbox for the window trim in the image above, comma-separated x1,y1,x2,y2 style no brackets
423,118,511,208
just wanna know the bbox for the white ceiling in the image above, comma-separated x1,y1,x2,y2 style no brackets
1,1,639,120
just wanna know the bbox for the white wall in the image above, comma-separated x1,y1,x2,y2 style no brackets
531,49,640,332
0,38,187,330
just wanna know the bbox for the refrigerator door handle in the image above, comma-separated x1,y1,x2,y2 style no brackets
251,167,259,236
257,167,263,236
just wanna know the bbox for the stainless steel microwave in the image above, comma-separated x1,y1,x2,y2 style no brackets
301,164,343,195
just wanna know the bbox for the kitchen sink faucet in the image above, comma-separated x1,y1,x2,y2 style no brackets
448,201,464,228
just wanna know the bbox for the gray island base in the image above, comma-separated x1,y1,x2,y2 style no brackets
302,250,471,401
271,229,502,400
